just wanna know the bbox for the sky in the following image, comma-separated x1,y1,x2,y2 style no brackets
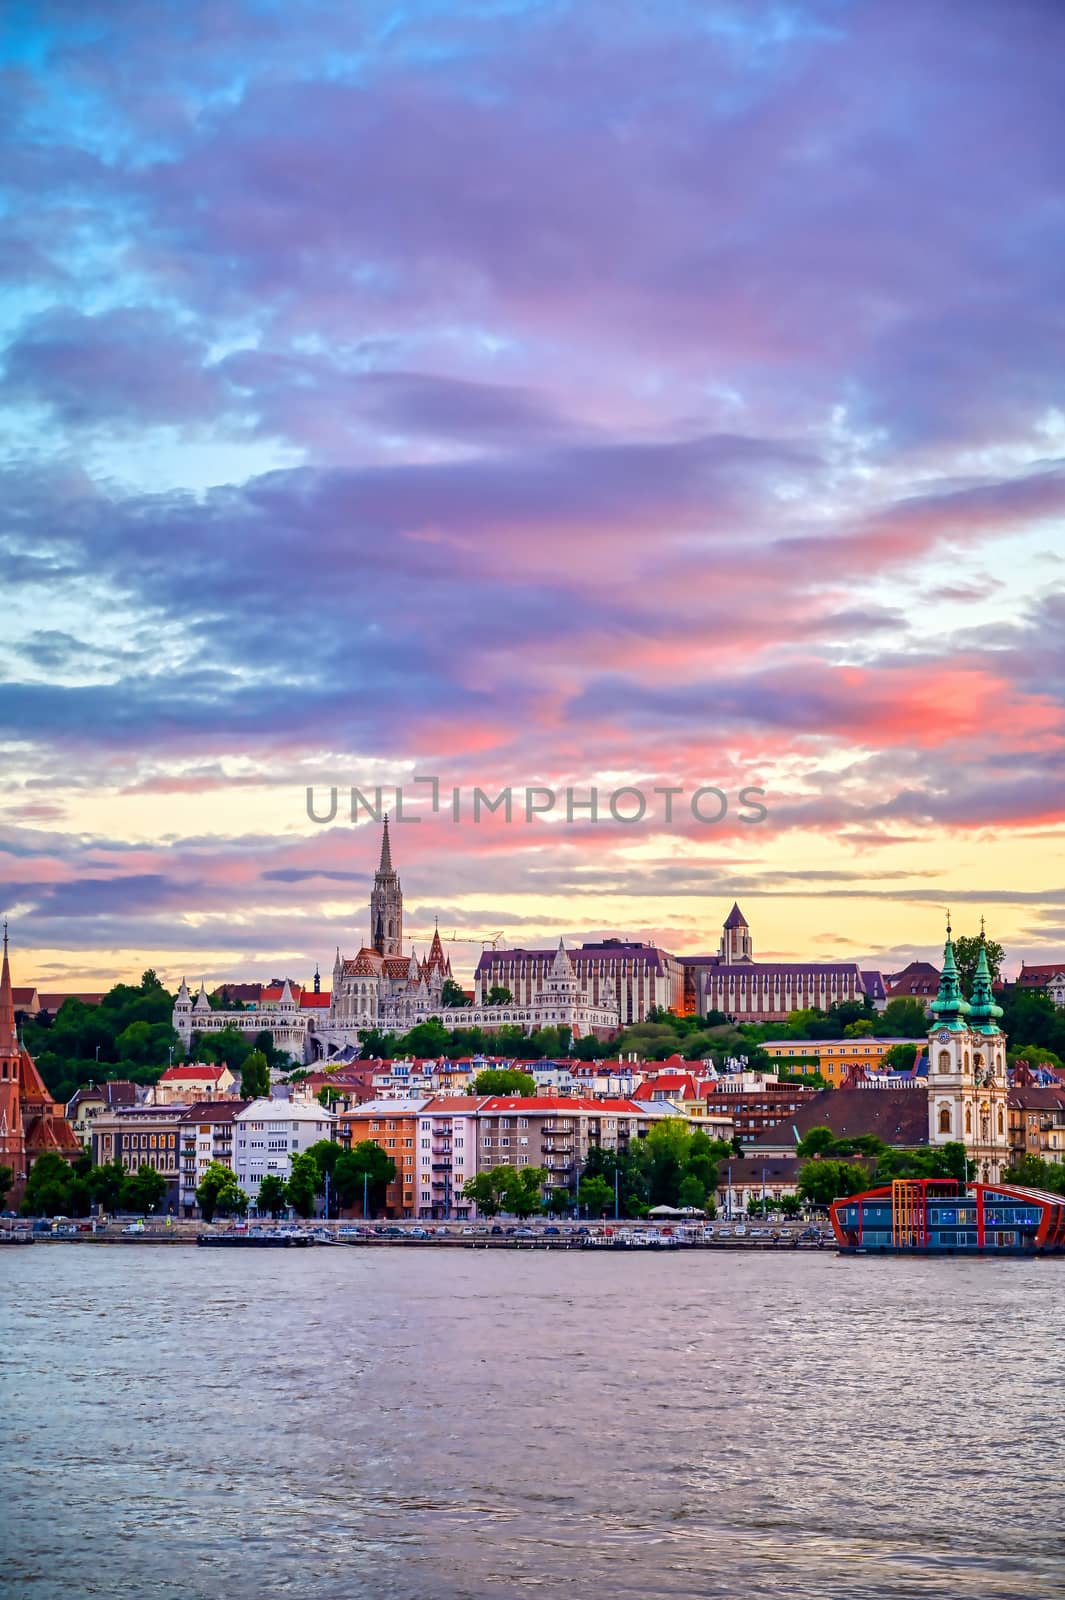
1,0,1063,990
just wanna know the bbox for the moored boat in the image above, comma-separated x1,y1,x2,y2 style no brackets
831,1179,1065,1255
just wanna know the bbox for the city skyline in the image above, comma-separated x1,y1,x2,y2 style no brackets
2,1,1063,984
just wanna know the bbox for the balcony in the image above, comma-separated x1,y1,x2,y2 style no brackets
542,1140,573,1153
542,1123,573,1134
431,1161,452,1172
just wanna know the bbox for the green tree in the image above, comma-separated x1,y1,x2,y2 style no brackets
335,1141,396,1214
239,1049,271,1100
952,934,1005,994
196,1161,247,1222
120,1163,167,1215
778,1195,802,1217
496,1165,548,1217
285,1152,319,1218
578,1175,614,1217
677,1172,708,1210
486,985,513,1006
1004,1155,1065,1195
880,998,931,1038
879,1042,919,1073
88,1158,128,1213
797,1159,867,1206
472,1068,537,1095
0,1164,13,1205
256,1173,288,1217
20,1152,75,1216
461,1171,502,1217
303,1139,340,1189
440,978,469,1008
844,1019,876,1037
545,1187,573,1215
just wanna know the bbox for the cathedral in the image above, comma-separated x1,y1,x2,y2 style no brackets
927,921,1010,1182
0,926,82,1201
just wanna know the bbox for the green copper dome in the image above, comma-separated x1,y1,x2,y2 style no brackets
968,928,1003,1034
929,921,971,1031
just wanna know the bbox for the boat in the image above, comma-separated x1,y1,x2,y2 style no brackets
831,1179,1065,1255
197,1230,314,1248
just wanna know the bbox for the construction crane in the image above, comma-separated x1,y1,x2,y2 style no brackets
444,931,504,949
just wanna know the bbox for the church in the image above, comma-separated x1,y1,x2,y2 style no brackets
0,927,82,1201
927,921,1011,1183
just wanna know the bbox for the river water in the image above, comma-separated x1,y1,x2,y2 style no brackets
1,1246,1063,1599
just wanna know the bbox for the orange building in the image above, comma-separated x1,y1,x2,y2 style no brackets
337,1097,426,1216
761,1036,919,1087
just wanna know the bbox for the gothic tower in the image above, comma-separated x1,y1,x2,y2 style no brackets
369,817,403,957
927,920,1009,1183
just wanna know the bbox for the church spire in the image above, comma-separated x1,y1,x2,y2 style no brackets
0,921,19,1058
968,923,1003,1035
929,914,970,1032
378,815,393,876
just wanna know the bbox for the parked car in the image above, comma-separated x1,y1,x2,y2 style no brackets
543,1226,560,1235
122,1221,145,1235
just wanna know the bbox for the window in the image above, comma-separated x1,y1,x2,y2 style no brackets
500,1137,510,1148
483,1137,491,1148
938,1105,952,1134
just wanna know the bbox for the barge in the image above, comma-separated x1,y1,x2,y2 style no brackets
197,1231,313,1248
831,1178,1065,1255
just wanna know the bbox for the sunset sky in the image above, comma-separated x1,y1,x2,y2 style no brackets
1,0,1063,990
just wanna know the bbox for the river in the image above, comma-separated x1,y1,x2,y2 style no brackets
1,1246,1063,1599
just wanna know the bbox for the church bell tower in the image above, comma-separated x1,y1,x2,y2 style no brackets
369,817,403,956
927,919,1009,1183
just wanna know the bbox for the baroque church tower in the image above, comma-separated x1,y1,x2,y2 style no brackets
927,920,1010,1183
370,817,403,957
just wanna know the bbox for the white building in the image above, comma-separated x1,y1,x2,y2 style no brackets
233,1097,337,1208
416,1096,487,1220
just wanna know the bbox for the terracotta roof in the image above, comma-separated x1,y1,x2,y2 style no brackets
160,1064,228,1081
748,1087,930,1150
12,986,38,1008
1017,963,1065,987
37,991,107,1010
299,991,331,1008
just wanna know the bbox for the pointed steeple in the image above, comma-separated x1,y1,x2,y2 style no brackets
193,979,210,1012
552,936,574,976
929,915,971,1032
968,922,1003,1035
0,921,19,1058
426,920,446,973
378,815,393,875
724,902,748,930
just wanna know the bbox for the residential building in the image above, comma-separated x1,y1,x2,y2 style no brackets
703,1082,820,1147
152,1062,239,1104
232,1098,338,1210
1007,1085,1065,1164
416,1096,488,1219
884,961,940,1005
337,1098,428,1216
90,1103,188,1211
1015,963,1065,1006
65,1079,140,1145
477,1096,678,1204
178,1100,250,1216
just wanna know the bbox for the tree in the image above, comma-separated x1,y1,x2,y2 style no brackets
486,986,513,1006
472,1068,537,1095
239,1049,271,1100
20,1152,75,1217
0,1164,13,1205
496,1165,548,1217
545,1187,572,1215
285,1152,319,1218
1004,1155,1065,1196
440,978,469,1008
778,1194,802,1217
88,1158,128,1213
844,1019,875,1037
880,998,931,1038
677,1172,708,1211
304,1139,341,1190
796,1126,840,1159
461,1172,502,1217
256,1173,288,1217
797,1159,867,1206
578,1175,614,1217
335,1142,396,1214
880,1043,919,1073
953,934,1005,994
120,1163,167,1215
196,1161,247,1222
